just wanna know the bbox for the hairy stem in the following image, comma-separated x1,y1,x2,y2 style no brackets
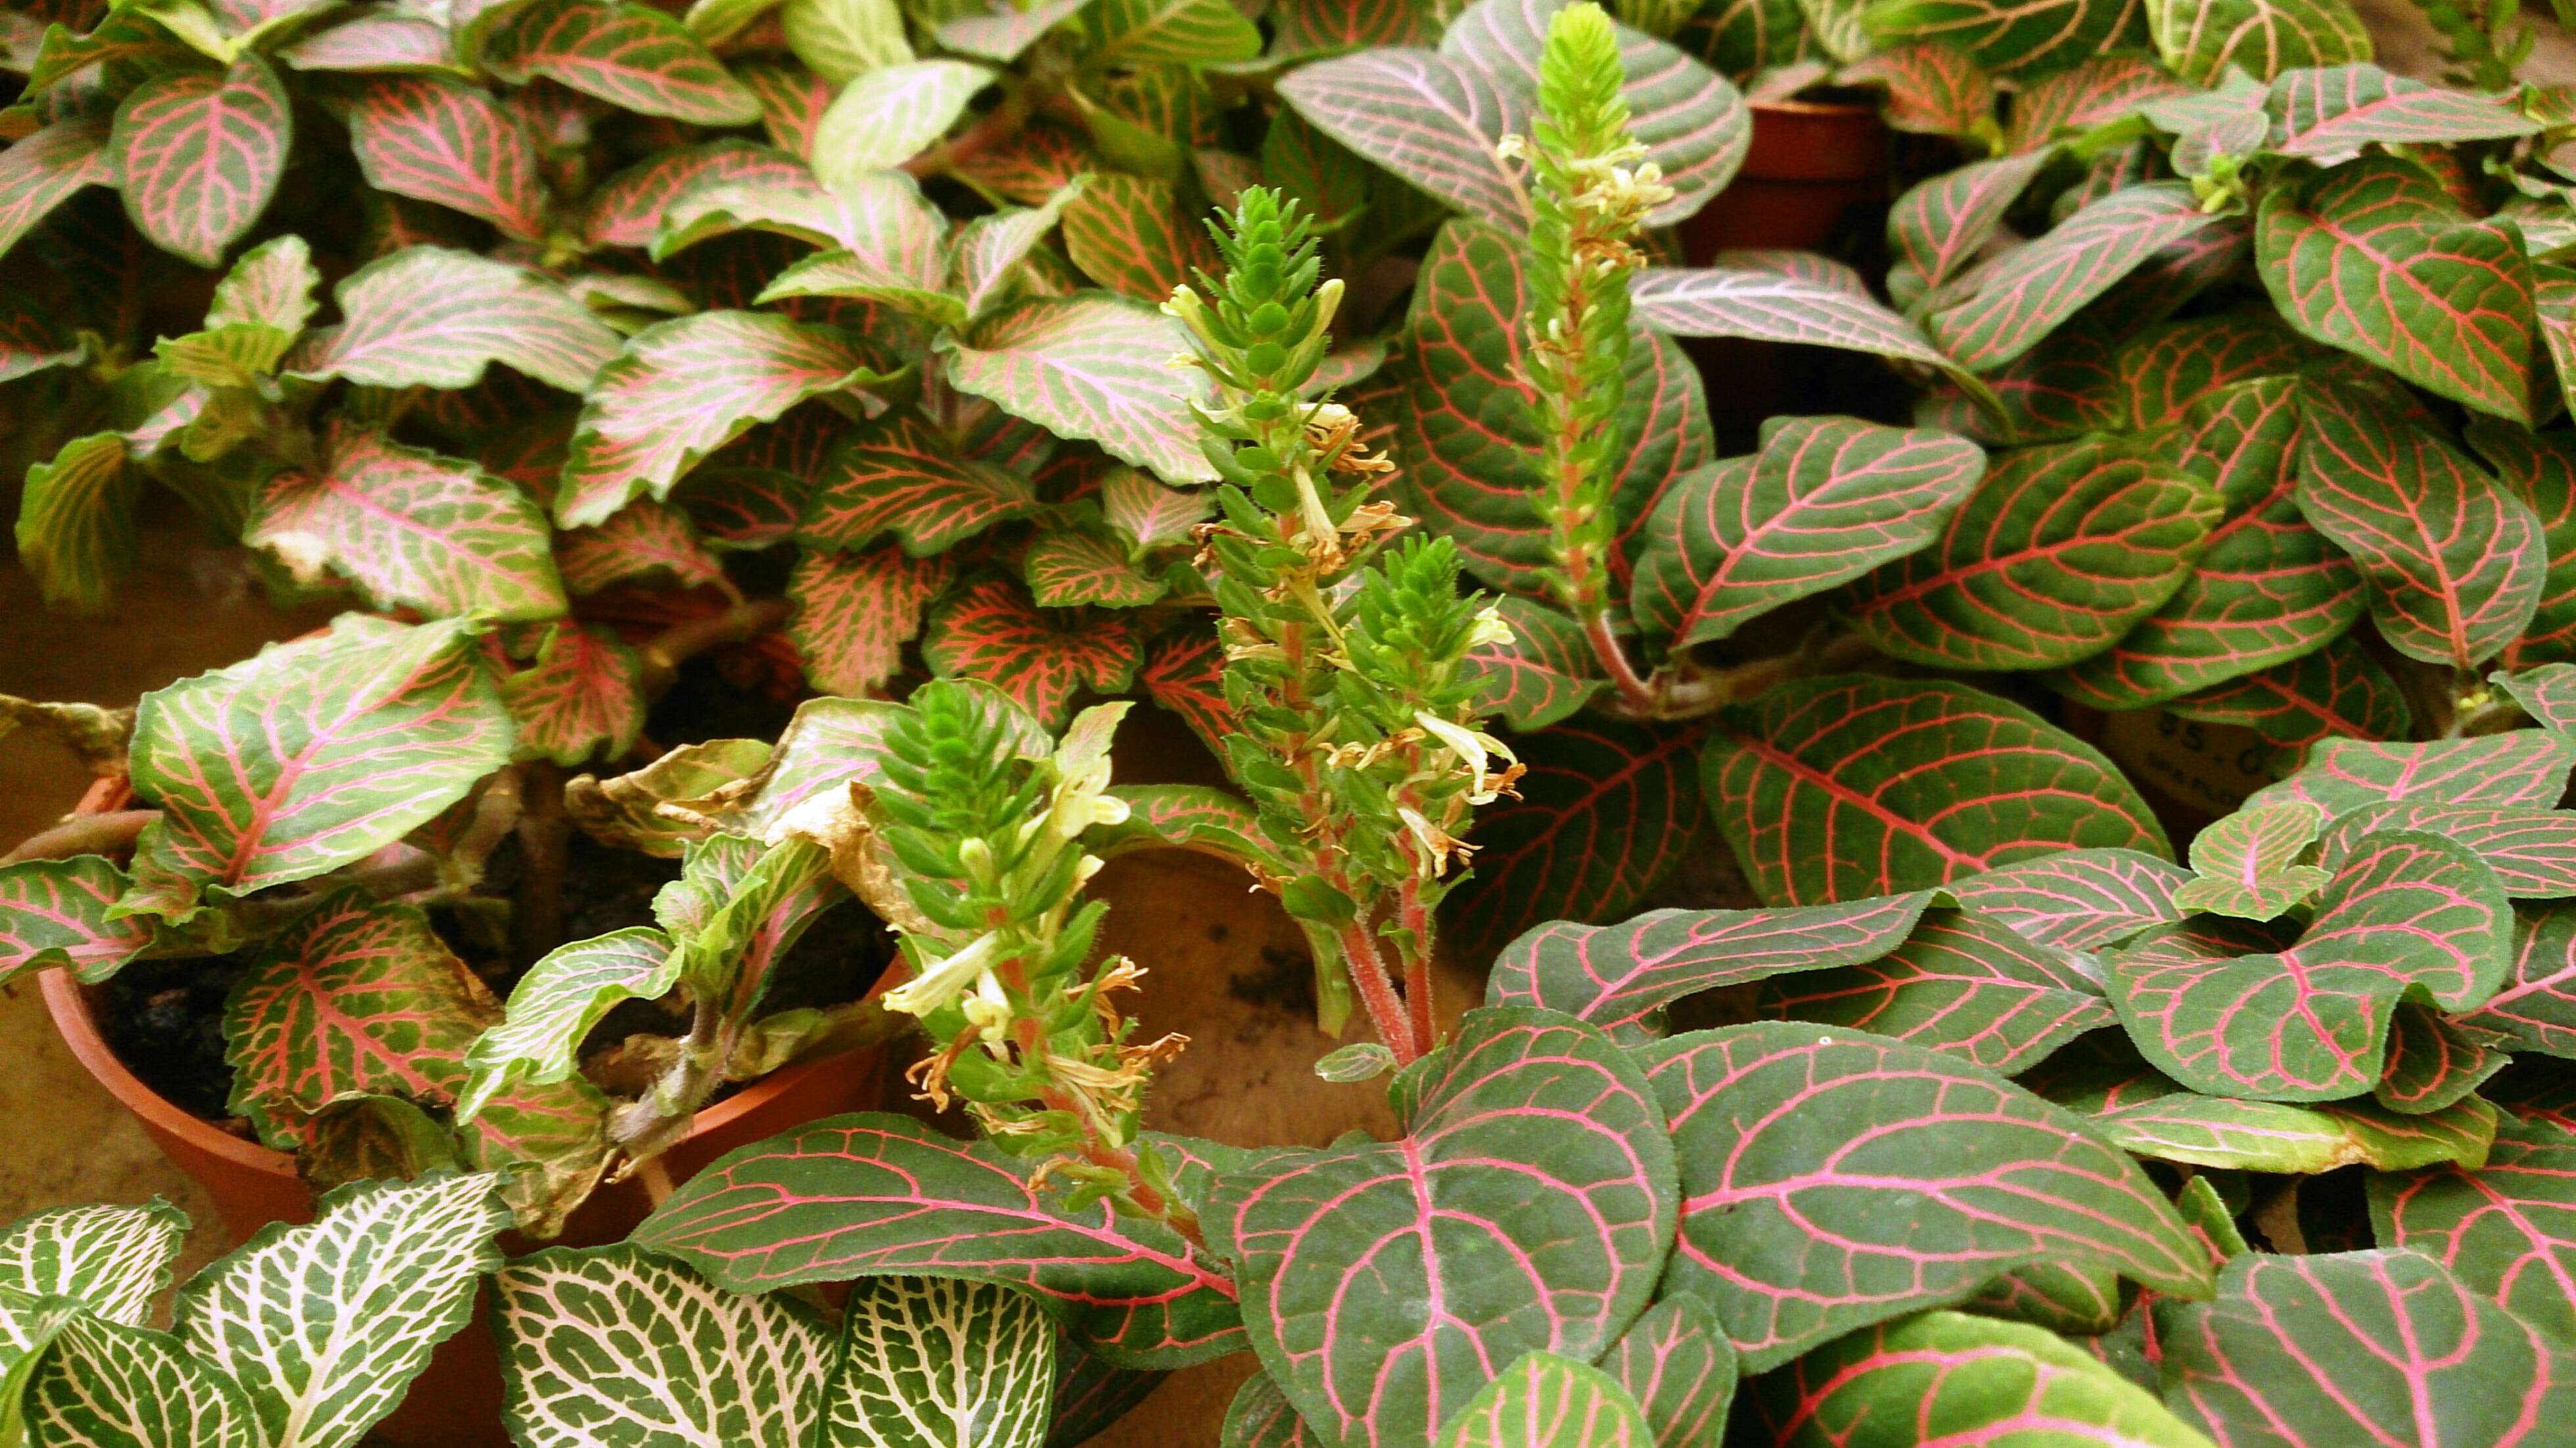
1339,920,1419,1066
3,809,156,865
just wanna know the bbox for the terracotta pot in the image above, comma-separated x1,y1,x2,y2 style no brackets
1679,99,1893,435
37,788,888,1447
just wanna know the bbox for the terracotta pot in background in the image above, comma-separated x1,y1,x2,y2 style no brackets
37,790,888,1448
1680,99,1893,436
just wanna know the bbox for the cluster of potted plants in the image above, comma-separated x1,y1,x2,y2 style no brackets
12,0,2576,1436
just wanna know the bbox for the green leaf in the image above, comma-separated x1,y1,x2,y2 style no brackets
1885,150,2052,314
1943,848,2189,951
458,926,674,1121
1628,416,1985,654
1390,219,1711,595
557,311,890,528
1599,1296,1733,1448
2149,0,2368,85
0,1200,189,1326
811,58,996,189
288,246,620,392
782,0,911,81
459,1077,615,1241
1631,256,1966,380
798,410,1038,555
15,433,138,614
1436,1352,1652,1448
1088,784,1279,871
2158,1250,2576,1446
1100,466,1210,549
0,295,84,386
484,0,762,125
176,1174,510,1448
248,422,564,622
635,1112,1241,1367
789,545,950,697
940,0,1093,61
1459,596,1602,731
557,500,726,596
584,141,809,250
1753,1310,2209,1447
1086,0,1256,65
1024,518,1162,608
2052,376,2365,709
2372,1112,2576,1343
1928,183,2227,372
1221,1372,1322,1448
2297,382,2546,668
206,232,318,334
222,890,495,1144
24,1314,261,1448
2251,731,2576,817
825,1277,1056,1448
2107,832,2513,1101
2259,158,2535,420
1862,0,2142,72
0,117,115,263
122,618,514,918
1845,437,2222,671
1702,675,2169,905
2090,1081,2497,1171
2270,62,2542,156
2468,422,2576,667
1484,891,1933,1045
2317,801,2576,900
1755,906,2117,1074
1061,173,1219,302
941,295,1210,486
498,623,647,767
0,857,170,987
2171,801,2331,918
1640,1022,2211,1373
2171,632,2412,747
1208,1008,1677,1448
920,577,1139,728
492,1242,831,1448
109,55,290,266
345,75,549,240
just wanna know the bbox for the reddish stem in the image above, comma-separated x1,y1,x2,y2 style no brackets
1339,920,1419,1066
1583,609,1661,715
3,810,156,865
1398,880,1436,1054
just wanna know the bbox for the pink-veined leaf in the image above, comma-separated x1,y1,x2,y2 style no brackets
1864,0,2148,74
2257,156,2535,420
919,576,1139,728
2170,800,2330,918
2151,0,2368,85
1141,633,1228,752
797,409,1038,556
2501,661,2576,733
678,466,808,551
583,140,807,249
1223,1372,1324,1448
1927,182,2226,373
222,889,496,1144
122,618,515,918
940,0,1090,59
248,422,566,622
1099,465,1210,549
456,926,675,1120
1750,1310,2207,1448
345,75,548,240
0,294,81,385
2372,1112,2576,1344
1838,41,1991,136
1460,595,1603,731
1088,784,1277,872
2159,1250,2576,1447
2112,311,2322,428
2085,1077,2499,1172
809,58,996,190
2375,1001,2505,1114
2053,376,2364,709
1885,149,2050,313
1444,717,1707,964
1629,258,1958,375
1483,890,1933,1044
0,856,167,985
2468,422,2576,666
1844,436,2221,671
0,117,114,261
949,119,1093,207
1208,1007,1677,1448
1270,0,1431,53
2270,62,2541,156
2000,55,2188,151
2296,380,2545,668
1757,906,2117,1074
787,544,949,696
1640,1021,2211,1373
2244,729,2576,815
2460,902,2576,1056
484,0,761,125
1277,0,1747,229
2168,631,2412,747
15,432,139,614
497,623,645,766
1061,172,1218,303
555,499,726,594
1391,219,1712,596
277,9,458,71
1704,675,2169,905
1943,847,2189,950
1599,1296,1734,1448
1437,1352,1653,1448
739,59,831,155
2318,802,2576,900
2106,830,2514,1101
633,1111,1242,1368
289,246,620,392
938,295,1211,487
109,55,290,266
1024,518,1164,608
556,310,890,527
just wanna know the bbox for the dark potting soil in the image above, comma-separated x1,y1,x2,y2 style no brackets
646,652,802,748
99,826,896,1131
